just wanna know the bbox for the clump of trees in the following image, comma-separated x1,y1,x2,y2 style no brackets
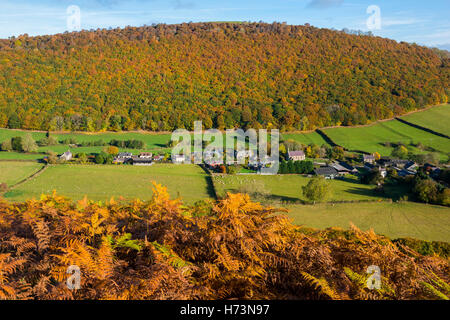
391,145,409,159
109,139,145,149
0,134,38,153
279,160,314,174
44,151,59,164
302,176,332,204
411,169,449,206
37,133,58,147
95,152,114,165
360,168,384,185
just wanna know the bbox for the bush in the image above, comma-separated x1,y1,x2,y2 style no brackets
392,145,408,159
110,139,145,149
413,179,438,204
21,134,38,153
45,151,59,164
95,153,105,164
360,168,384,185
37,135,58,147
11,137,23,151
1,139,12,151
104,146,119,156
75,153,88,164
226,165,238,175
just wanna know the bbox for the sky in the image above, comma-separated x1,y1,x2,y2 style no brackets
0,0,449,49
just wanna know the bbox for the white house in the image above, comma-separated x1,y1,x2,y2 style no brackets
60,150,72,161
139,152,153,159
288,150,306,161
172,154,187,164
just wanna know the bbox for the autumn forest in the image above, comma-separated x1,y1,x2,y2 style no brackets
0,22,448,132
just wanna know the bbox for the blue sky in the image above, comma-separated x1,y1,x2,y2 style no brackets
0,0,449,49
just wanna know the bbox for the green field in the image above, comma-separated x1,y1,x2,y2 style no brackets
213,174,388,203
400,104,450,137
322,119,450,159
0,152,44,160
3,164,213,203
0,162,44,186
285,202,450,242
1,104,450,162
0,129,172,160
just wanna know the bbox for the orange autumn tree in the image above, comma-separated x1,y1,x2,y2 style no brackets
0,182,449,300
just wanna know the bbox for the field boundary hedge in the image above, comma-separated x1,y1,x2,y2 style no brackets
8,164,48,190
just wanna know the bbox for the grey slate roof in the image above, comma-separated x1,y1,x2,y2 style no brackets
315,166,338,176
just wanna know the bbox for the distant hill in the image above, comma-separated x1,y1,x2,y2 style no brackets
0,22,448,132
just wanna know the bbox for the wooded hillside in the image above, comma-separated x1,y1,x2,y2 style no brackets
0,22,448,132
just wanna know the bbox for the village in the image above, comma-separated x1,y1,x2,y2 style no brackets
56,145,444,184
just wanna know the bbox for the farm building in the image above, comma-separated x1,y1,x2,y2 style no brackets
113,152,133,164
314,166,339,179
362,154,376,164
153,155,164,162
139,152,153,159
59,150,72,161
132,158,153,166
379,158,409,168
330,161,358,175
404,161,418,172
172,154,188,164
288,150,306,161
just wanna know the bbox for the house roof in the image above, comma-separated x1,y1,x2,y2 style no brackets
363,154,375,160
118,152,133,157
331,162,355,172
60,150,72,158
338,161,357,171
288,150,305,157
315,166,338,176
132,158,153,164
404,161,418,170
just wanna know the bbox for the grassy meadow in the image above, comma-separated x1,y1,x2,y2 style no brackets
400,104,450,137
0,160,448,243
281,131,329,147
285,202,450,242
322,119,450,159
213,174,389,203
3,164,213,203
0,128,172,159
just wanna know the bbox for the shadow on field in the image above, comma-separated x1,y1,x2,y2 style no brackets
344,187,379,199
